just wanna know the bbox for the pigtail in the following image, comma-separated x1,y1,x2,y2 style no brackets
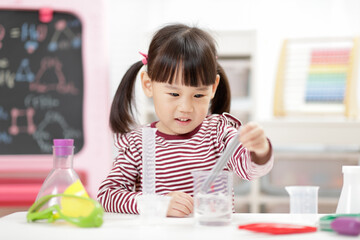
109,61,144,134
210,64,231,114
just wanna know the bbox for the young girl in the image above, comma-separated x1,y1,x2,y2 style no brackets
97,24,273,217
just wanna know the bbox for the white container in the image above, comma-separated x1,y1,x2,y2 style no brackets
285,186,319,214
137,195,171,224
336,166,360,214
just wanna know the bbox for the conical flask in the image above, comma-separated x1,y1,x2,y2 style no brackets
336,166,360,214
36,139,86,207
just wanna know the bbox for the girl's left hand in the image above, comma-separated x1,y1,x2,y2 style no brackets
166,191,194,217
239,122,271,164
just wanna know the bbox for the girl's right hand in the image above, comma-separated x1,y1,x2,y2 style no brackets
166,191,194,217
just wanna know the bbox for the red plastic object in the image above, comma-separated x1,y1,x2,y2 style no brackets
238,223,317,235
39,8,53,23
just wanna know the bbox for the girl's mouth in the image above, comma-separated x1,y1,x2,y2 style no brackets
176,118,190,122
175,118,191,125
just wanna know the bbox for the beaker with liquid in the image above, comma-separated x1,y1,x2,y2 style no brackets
193,171,233,226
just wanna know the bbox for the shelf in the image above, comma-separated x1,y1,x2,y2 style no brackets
256,195,338,205
259,119,360,147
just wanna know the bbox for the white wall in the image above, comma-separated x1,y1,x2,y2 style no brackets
105,0,360,120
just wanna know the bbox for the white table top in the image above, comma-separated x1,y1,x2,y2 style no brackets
0,212,351,240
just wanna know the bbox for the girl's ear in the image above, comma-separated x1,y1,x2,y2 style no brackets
211,74,220,99
141,71,153,97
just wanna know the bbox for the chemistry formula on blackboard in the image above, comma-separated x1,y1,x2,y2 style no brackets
0,10,84,154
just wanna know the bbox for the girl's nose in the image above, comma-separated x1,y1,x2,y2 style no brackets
178,98,193,112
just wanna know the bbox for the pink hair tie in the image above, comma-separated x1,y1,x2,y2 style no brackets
139,52,148,65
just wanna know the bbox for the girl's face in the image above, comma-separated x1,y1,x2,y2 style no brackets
141,72,219,135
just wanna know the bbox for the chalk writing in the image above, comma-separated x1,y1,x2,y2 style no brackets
48,19,81,52
0,69,15,88
24,94,60,110
21,23,38,54
21,23,48,54
29,57,78,94
10,27,20,38
33,111,82,153
0,10,84,154
0,24,4,49
0,106,8,120
0,58,9,68
15,58,35,82
8,108,36,135
0,132,12,144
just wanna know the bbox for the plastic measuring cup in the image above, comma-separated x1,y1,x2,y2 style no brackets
285,186,319,214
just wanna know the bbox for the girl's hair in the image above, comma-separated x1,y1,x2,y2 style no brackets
110,24,231,134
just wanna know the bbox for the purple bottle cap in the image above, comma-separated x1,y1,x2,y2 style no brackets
331,217,360,236
53,139,74,156
53,139,74,146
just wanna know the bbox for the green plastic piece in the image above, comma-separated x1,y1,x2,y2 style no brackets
27,194,104,228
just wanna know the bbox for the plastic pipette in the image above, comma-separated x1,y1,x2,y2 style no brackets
200,131,240,193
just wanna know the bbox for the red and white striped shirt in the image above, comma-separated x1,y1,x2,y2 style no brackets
97,113,273,214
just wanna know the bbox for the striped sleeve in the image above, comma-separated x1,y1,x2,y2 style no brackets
97,132,141,214
244,139,274,180
217,113,274,181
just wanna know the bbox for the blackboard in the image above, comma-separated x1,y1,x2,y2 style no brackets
0,10,84,155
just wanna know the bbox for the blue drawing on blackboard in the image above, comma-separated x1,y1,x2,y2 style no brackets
48,42,57,52
29,57,78,94
67,19,81,28
8,107,36,136
33,111,82,153
21,23,38,54
21,23,37,41
24,41,38,54
0,106,8,120
72,36,81,48
20,22,48,54
0,131,12,144
48,19,81,52
15,58,35,82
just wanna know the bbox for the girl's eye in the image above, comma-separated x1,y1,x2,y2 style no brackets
169,93,179,97
194,94,204,98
